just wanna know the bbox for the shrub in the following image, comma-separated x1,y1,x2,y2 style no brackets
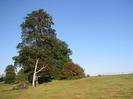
60,62,85,80
0,75,4,82
98,75,102,77
16,69,28,83
86,74,90,77
5,65,16,84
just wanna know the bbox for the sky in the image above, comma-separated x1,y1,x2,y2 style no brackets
0,0,133,75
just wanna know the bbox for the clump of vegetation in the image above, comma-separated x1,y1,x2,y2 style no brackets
97,74,102,77
15,69,28,83
0,75,4,82
60,62,85,79
5,65,16,84
86,74,90,77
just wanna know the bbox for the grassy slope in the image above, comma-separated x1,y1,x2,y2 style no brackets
0,74,133,99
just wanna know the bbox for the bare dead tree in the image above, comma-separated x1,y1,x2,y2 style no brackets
32,59,48,87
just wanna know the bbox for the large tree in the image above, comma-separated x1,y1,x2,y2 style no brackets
13,9,72,87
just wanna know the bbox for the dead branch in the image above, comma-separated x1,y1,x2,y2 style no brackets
36,64,48,74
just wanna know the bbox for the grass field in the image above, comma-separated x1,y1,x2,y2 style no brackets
0,74,133,99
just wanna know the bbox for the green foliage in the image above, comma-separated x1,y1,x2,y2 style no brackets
16,69,28,83
0,75,4,82
13,9,72,83
5,65,16,84
60,62,85,80
0,77,3,82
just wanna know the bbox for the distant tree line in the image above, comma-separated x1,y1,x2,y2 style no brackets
2,9,85,87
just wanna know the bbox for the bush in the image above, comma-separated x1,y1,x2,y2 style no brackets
0,75,4,82
5,65,16,84
86,74,90,77
98,75,102,77
16,69,28,83
60,62,85,80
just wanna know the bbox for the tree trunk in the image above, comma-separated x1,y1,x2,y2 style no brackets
32,59,48,87
32,58,39,87
35,76,39,86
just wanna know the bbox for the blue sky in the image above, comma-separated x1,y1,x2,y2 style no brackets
0,0,133,75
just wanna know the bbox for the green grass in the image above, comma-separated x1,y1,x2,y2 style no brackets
0,74,133,99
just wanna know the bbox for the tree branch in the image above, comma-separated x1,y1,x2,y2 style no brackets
36,64,48,74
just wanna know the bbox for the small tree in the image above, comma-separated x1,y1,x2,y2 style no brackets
5,65,16,84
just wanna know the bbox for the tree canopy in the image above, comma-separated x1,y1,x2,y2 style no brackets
13,9,72,83
13,9,85,85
